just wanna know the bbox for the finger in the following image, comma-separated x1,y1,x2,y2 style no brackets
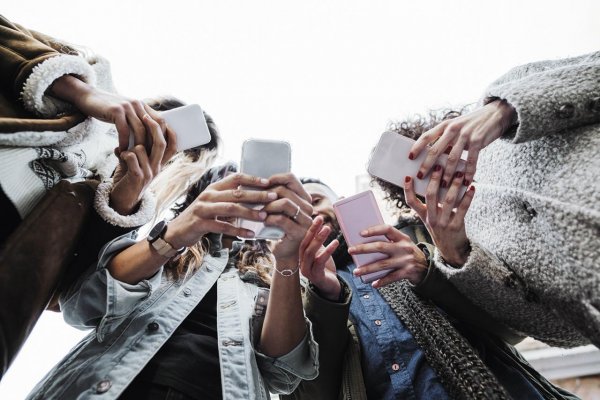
115,111,130,151
212,173,270,191
409,121,446,159
348,241,396,256
299,216,324,255
353,256,402,277
120,151,142,180
262,199,313,228
204,219,255,239
303,226,331,274
162,126,178,165
404,176,427,221
442,135,467,187
463,148,479,186
439,170,464,226
143,103,167,133
360,224,410,243
198,201,268,222
454,185,476,221
313,239,339,268
126,102,147,148
424,165,442,225
205,188,277,205
268,185,313,215
372,266,415,288
132,145,152,182
416,123,460,181
143,114,166,175
268,173,311,203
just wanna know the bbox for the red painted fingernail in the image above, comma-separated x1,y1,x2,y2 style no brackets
444,145,453,155
441,180,447,188
408,152,415,160
416,171,423,179
433,164,442,172
469,185,475,191
405,176,411,183
463,179,470,186
455,171,464,179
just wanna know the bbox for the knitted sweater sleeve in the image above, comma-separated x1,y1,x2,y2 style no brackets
483,51,600,143
0,15,95,117
432,241,591,348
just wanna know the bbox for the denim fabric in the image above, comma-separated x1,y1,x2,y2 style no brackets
338,265,448,400
26,233,318,400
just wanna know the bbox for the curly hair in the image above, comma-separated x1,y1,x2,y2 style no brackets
165,163,274,285
371,108,468,210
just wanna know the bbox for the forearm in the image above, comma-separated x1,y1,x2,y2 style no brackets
107,239,168,284
260,256,306,358
47,74,92,106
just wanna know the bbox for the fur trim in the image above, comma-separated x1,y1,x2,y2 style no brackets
21,54,96,117
94,181,156,228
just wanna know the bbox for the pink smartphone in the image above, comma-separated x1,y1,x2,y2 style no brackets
333,190,391,283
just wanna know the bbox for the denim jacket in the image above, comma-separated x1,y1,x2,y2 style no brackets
27,233,319,400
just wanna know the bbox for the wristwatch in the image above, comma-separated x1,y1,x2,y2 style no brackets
147,220,185,258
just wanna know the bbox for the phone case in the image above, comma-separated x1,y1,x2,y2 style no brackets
333,190,391,283
367,131,468,202
128,104,211,151
237,139,292,240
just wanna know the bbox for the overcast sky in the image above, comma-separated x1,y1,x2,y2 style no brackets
1,1,599,398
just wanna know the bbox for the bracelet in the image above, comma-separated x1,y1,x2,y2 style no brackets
273,263,300,277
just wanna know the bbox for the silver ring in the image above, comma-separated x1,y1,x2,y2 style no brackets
291,205,301,221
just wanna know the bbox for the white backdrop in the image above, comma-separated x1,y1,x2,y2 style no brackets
1,1,599,398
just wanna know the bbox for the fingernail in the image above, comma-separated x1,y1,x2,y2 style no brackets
405,176,411,183
416,171,424,180
408,152,415,160
469,185,475,192
360,230,368,236
441,180,447,188
260,178,269,184
348,247,355,253
258,211,267,220
433,164,441,172
455,171,464,179
353,269,360,276
444,145,453,155
267,192,277,200
463,179,470,186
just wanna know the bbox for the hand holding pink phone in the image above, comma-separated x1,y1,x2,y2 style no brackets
333,190,391,283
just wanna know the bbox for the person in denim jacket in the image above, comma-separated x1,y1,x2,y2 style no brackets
27,164,319,400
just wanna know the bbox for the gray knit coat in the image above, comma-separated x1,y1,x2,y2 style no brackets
433,51,600,348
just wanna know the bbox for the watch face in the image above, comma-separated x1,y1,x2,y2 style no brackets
148,220,167,243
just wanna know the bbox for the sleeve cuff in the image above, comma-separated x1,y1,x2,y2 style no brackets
21,54,96,117
94,180,157,228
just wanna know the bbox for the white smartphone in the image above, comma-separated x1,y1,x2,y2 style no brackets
128,104,211,151
368,131,468,201
333,190,391,284
237,139,292,240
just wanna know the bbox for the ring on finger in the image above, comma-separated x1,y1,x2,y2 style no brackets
290,205,301,221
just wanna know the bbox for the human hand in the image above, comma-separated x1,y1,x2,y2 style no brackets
264,173,314,262
409,100,517,188
163,173,277,248
404,165,475,267
110,114,177,215
349,225,428,288
49,75,165,150
299,216,341,301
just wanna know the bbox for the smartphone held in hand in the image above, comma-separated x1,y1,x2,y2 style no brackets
333,190,391,283
237,139,292,240
368,132,468,201
129,104,211,151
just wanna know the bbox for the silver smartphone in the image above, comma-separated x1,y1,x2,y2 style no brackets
237,139,291,240
368,131,468,201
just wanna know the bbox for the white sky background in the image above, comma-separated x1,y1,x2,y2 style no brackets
1,0,599,397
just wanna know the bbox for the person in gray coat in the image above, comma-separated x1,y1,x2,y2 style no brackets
404,51,600,348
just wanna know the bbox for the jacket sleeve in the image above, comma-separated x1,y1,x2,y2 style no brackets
482,51,600,143
0,14,95,116
431,241,590,348
59,232,162,341
280,279,352,400
413,243,524,345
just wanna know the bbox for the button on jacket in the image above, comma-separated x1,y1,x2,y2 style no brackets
26,233,319,400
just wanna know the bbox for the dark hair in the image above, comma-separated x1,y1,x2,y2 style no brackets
145,96,221,161
371,108,467,209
